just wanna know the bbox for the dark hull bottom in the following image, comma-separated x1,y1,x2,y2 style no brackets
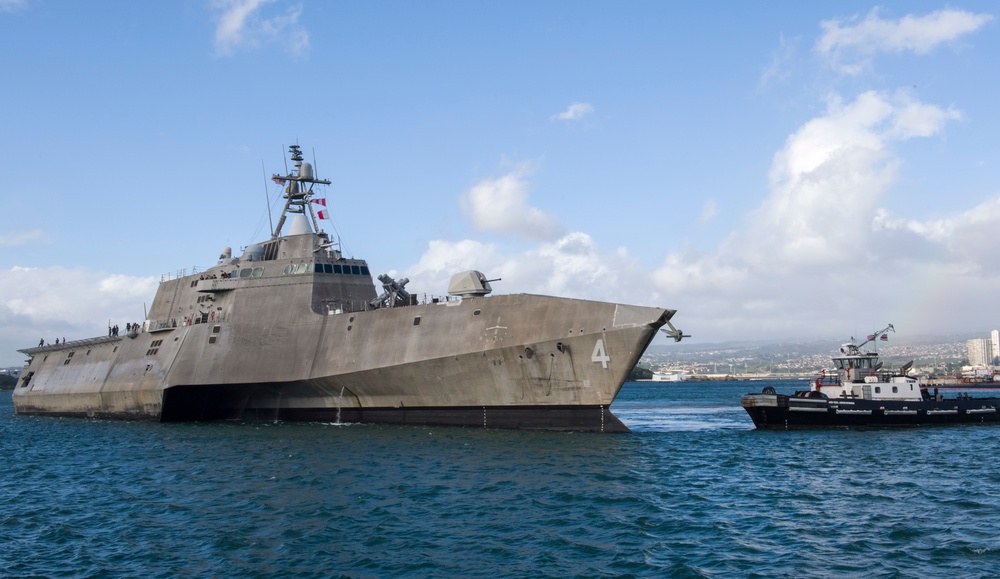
17,387,630,433
271,405,629,433
18,401,629,433
742,393,1000,430
155,385,630,432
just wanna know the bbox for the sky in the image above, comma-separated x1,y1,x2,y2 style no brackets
2,1,1000,366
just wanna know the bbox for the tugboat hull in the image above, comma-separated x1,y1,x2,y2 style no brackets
741,393,1000,429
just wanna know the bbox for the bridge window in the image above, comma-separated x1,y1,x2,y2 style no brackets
252,267,264,278
315,263,324,273
361,266,370,275
283,264,294,275
351,265,360,275
334,264,343,274
324,264,332,274
239,268,252,279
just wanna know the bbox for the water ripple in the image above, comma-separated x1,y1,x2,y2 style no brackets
4,383,1000,576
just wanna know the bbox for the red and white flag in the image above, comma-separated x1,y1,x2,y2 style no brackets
317,210,328,219
881,334,888,341
312,198,327,206
271,174,286,185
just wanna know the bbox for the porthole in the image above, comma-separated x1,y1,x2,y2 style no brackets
413,317,421,326
473,309,481,316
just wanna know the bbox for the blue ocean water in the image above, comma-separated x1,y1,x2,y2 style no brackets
3,381,1000,578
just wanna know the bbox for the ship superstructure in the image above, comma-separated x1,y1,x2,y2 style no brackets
13,145,684,432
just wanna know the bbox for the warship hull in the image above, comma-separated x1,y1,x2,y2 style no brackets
14,293,669,432
13,144,682,432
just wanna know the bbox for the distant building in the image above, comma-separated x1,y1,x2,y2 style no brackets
967,331,1000,367
651,371,689,382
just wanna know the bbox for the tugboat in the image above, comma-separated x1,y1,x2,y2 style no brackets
741,324,1000,429
12,145,686,432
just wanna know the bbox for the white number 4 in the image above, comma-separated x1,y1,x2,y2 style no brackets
591,339,611,369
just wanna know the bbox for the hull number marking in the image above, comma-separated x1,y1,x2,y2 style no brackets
592,339,611,369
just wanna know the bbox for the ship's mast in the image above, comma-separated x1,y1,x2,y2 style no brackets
271,144,331,238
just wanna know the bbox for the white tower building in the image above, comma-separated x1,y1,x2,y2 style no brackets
992,330,999,365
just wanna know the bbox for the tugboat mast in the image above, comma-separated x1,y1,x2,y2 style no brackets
271,144,331,238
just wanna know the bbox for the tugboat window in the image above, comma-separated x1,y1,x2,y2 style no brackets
874,386,881,394
892,386,898,393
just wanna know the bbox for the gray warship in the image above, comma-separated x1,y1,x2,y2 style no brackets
13,145,685,432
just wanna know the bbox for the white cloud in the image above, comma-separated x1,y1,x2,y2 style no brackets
817,8,993,74
0,0,27,13
399,88,991,344
552,102,595,121
404,233,655,307
460,163,563,241
699,200,717,225
646,89,993,341
0,266,158,364
753,90,959,265
0,229,43,247
759,34,799,87
212,0,308,57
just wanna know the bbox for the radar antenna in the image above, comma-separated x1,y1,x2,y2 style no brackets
270,144,332,238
